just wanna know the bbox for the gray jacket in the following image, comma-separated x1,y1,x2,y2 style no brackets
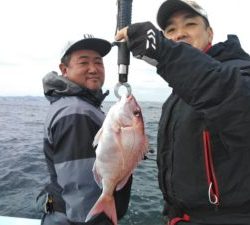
39,72,131,224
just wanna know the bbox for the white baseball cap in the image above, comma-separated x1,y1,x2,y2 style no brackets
157,0,209,30
61,34,112,60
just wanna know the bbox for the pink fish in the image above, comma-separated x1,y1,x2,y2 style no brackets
86,94,148,225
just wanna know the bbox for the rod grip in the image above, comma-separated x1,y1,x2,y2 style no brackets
117,0,133,29
117,0,132,83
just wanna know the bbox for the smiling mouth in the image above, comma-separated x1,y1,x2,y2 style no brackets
88,77,99,80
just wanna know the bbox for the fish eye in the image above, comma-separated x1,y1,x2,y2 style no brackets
133,109,141,117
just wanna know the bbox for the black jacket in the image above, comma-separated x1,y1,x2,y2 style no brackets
157,35,250,223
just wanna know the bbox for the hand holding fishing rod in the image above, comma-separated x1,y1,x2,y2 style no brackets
113,0,133,99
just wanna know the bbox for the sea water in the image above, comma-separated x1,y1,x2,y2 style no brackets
0,97,166,225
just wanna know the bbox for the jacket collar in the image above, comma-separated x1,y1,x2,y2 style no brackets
207,35,250,62
42,71,109,107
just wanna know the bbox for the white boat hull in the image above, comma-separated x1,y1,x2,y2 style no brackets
0,216,40,225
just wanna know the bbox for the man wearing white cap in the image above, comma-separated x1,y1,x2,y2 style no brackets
115,0,250,224
36,35,132,225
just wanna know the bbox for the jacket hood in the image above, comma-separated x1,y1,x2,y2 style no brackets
42,71,109,107
208,35,250,62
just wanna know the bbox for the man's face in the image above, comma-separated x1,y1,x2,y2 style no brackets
163,10,213,51
60,49,105,90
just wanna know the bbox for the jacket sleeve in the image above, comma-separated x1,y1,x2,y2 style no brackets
127,22,250,149
126,22,250,114
156,40,240,112
51,112,101,224
155,36,250,149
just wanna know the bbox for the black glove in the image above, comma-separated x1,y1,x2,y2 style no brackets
85,212,113,225
127,21,163,66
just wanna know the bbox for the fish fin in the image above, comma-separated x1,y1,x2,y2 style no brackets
120,127,135,152
116,174,131,191
121,127,135,146
113,129,126,170
137,143,149,163
92,162,102,188
141,136,149,158
85,194,117,225
93,127,103,147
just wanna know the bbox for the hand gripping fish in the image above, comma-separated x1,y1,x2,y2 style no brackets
86,94,148,225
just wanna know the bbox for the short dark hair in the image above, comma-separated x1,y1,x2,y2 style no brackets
61,54,71,66
203,17,210,28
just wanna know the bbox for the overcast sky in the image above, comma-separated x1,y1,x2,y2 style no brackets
1,0,250,102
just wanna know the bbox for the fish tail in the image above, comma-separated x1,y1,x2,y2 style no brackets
86,194,117,225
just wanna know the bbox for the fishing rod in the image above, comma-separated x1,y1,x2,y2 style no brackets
114,0,133,99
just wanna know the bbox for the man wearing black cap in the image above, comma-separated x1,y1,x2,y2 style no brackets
36,35,132,225
115,0,250,224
